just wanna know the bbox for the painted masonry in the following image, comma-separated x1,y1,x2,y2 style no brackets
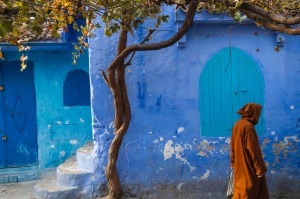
0,26,92,182
89,7,300,198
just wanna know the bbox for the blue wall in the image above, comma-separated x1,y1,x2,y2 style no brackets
0,47,92,169
89,8,300,198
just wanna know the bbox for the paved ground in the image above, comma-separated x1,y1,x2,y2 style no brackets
0,180,37,199
0,180,297,199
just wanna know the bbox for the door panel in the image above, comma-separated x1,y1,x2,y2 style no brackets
0,66,4,168
199,48,264,136
0,61,37,167
232,49,264,133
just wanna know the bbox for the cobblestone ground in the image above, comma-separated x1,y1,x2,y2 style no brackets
0,181,297,199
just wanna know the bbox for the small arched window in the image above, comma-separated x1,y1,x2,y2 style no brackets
63,69,90,106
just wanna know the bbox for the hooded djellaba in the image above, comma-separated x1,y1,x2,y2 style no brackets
230,103,269,199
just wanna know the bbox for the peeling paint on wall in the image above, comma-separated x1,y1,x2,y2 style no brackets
272,136,298,166
271,170,275,174
196,139,215,157
163,140,196,172
176,183,184,191
153,139,159,144
163,140,174,160
60,151,66,157
17,143,29,156
177,127,184,134
104,128,110,135
225,138,231,144
200,169,210,180
219,144,230,154
284,136,299,143
262,138,270,148
184,144,193,150
70,140,78,145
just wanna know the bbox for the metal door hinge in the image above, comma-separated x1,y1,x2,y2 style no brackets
0,85,3,91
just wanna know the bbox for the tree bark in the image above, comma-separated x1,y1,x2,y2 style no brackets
239,2,300,25
105,28,130,199
104,2,198,199
241,9,300,35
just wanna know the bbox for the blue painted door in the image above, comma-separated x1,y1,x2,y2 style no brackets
199,48,264,136
0,61,37,168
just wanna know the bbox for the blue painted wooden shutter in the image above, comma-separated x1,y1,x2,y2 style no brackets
199,48,264,136
63,69,90,106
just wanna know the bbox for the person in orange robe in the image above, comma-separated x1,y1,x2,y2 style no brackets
230,103,269,199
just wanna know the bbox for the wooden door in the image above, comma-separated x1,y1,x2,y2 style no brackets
199,48,264,136
0,61,37,168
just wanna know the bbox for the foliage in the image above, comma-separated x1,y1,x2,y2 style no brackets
0,0,171,69
1,1,300,68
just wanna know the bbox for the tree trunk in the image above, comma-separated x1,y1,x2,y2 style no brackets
105,28,131,199
103,2,198,199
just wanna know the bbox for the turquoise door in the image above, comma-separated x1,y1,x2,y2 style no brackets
0,61,37,168
199,48,264,137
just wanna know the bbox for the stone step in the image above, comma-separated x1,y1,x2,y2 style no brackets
35,143,96,199
57,156,93,187
34,171,78,199
76,142,95,172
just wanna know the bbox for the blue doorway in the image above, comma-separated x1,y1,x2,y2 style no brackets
0,61,38,168
199,48,264,137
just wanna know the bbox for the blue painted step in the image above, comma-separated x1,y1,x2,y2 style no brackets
76,142,96,173
57,156,93,187
34,143,95,199
34,172,78,199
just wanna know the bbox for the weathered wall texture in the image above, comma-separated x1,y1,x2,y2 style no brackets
1,48,92,169
89,8,300,198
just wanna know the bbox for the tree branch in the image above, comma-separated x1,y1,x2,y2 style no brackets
124,29,156,67
241,9,300,35
100,69,110,87
240,2,300,25
107,0,198,74
0,7,19,18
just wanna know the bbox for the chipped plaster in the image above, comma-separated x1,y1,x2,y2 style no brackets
200,170,210,180
163,140,196,172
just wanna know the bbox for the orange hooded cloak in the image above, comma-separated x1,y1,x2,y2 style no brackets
230,103,269,199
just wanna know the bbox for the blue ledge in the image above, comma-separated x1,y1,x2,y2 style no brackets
175,8,252,24
0,166,39,183
0,41,73,52
174,8,253,47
